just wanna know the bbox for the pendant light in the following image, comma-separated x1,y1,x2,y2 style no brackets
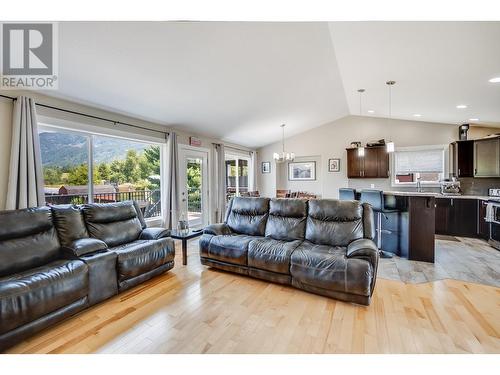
357,89,366,157
273,124,295,163
386,81,396,153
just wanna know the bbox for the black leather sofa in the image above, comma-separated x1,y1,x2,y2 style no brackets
200,197,378,305
0,201,174,351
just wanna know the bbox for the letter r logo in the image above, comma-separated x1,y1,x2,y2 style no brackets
2,23,53,75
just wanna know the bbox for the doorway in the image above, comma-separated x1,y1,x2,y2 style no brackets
178,146,209,229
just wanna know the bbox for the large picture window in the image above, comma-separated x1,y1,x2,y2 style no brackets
39,125,162,219
393,146,446,186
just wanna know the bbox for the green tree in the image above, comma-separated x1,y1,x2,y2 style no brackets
122,150,141,183
67,164,89,185
143,146,160,175
97,163,111,182
43,166,63,185
110,160,125,184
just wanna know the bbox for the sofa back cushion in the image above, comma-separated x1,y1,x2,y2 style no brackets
226,197,270,236
305,199,364,247
82,201,142,247
265,198,307,241
0,207,61,277
51,205,89,247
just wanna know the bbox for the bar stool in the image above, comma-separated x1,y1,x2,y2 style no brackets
360,189,397,259
339,188,356,200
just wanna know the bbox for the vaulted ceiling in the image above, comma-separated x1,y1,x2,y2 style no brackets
46,21,500,148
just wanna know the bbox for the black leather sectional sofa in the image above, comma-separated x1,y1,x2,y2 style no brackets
200,197,379,306
0,201,174,351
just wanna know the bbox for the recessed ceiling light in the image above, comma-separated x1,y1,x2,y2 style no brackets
367,110,375,113
489,77,500,83
469,118,479,121
456,105,468,109
413,114,422,117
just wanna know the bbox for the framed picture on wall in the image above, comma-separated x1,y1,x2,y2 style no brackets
328,158,340,172
288,161,316,181
261,161,271,174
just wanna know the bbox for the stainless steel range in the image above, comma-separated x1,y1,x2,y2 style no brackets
487,189,500,250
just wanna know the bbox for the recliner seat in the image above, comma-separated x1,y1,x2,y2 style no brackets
200,197,378,305
0,201,174,351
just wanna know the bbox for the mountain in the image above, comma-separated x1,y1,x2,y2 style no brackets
39,131,150,166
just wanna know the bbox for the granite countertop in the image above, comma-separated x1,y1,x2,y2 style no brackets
382,191,490,200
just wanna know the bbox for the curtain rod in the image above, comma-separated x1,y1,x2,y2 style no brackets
221,143,254,154
0,94,169,138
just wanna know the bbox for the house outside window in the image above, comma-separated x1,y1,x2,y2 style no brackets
392,146,447,186
39,125,163,219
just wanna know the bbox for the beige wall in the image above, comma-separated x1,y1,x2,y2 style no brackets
0,91,253,210
257,115,500,198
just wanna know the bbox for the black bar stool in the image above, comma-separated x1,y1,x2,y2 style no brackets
360,189,397,259
339,188,356,200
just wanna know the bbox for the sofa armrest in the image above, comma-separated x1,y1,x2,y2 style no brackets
203,223,232,236
139,227,171,240
346,238,379,267
62,238,108,257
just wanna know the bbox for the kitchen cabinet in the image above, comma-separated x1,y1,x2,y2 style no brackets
450,140,474,177
435,198,478,237
346,146,389,178
477,199,490,239
474,137,500,177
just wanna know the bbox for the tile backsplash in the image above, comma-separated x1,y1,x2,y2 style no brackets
459,177,500,195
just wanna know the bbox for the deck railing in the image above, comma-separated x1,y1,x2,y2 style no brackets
44,189,161,218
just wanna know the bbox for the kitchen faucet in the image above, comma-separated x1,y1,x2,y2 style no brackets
416,177,422,192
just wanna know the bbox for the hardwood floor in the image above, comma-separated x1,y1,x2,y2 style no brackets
6,239,500,354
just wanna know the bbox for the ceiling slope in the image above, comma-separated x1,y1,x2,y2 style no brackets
329,21,500,127
48,21,348,147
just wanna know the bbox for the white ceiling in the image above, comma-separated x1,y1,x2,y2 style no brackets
329,21,500,127
43,21,500,148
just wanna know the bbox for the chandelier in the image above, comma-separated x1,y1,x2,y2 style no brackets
273,124,295,163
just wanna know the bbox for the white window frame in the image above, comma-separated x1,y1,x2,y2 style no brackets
225,151,252,196
391,144,448,188
38,121,165,223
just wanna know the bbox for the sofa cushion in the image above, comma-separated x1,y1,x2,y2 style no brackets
0,259,88,334
207,234,262,266
111,238,175,281
82,201,143,247
0,207,61,277
305,199,364,247
265,198,307,241
290,241,373,297
226,197,270,236
248,238,302,274
51,205,89,247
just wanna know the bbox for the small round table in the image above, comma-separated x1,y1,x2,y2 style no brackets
170,229,203,265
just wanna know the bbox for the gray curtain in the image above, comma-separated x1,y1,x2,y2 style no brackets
250,150,258,192
6,96,45,210
213,143,226,223
163,132,180,229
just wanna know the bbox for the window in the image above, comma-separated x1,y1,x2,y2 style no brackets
39,125,163,219
225,153,250,200
393,146,446,185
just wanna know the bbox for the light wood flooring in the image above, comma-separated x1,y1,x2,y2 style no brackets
5,239,500,354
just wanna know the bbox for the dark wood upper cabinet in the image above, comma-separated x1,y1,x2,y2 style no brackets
450,140,474,177
346,146,389,178
347,148,363,178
